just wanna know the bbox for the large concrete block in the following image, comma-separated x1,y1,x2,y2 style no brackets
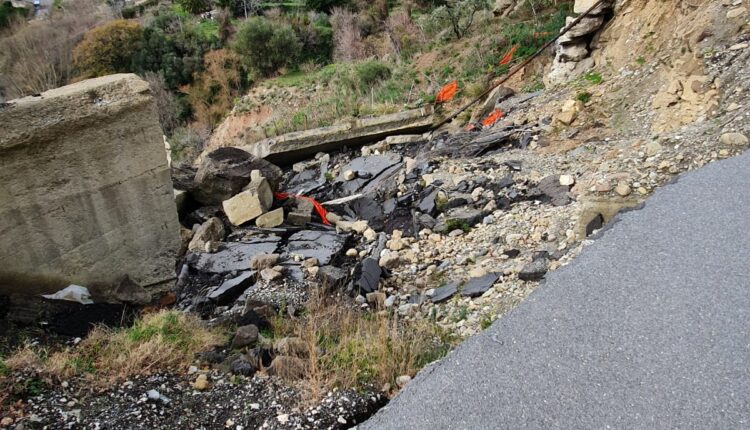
0,74,181,297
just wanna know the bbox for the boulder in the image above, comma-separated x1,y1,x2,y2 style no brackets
188,217,226,252
573,0,612,14
256,208,284,228
193,147,282,205
559,15,604,42
557,42,589,62
231,324,259,349
222,178,273,226
720,133,748,146
249,253,280,270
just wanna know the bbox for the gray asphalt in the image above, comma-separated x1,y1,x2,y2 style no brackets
362,150,750,429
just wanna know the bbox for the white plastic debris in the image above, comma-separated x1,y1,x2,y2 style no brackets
41,285,94,304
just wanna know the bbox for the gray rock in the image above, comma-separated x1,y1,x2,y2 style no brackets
338,153,403,195
352,257,382,294
193,147,282,205
222,177,274,226
317,265,349,289
445,207,484,227
518,258,549,281
431,282,460,303
207,271,256,304
286,198,314,226
460,273,500,298
229,358,256,376
188,238,281,274
188,217,226,252
285,230,347,265
534,175,571,206
231,324,259,349
256,208,284,228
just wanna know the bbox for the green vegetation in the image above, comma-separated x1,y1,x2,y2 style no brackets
445,219,471,233
576,91,591,103
233,17,302,76
635,56,646,65
583,71,602,85
2,311,224,387
72,20,144,78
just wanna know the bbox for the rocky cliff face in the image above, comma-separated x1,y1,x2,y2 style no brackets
0,74,181,298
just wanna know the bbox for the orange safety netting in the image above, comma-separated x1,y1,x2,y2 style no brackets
481,109,505,127
499,44,519,66
274,192,331,225
435,80,458,104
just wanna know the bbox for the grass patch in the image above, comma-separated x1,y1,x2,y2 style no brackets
3,311,224,387
576,91,592,103
445,219,472,233
635,56,646,65
583,71,602,85
285,290,457,400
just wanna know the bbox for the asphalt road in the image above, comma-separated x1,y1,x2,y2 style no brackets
362,150,750,429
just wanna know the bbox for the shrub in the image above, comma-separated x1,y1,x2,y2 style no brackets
330,7,367,61
385,10,423,60
0,1,29,29
176,0,210,14
305,0,349,13
233,17,302,76
355,60,391,87
183,48,244,130
421,0,490,40
0,0,110,98
282,290,456,399
73,19,143,78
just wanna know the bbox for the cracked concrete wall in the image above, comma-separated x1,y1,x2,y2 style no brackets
0,74,181,297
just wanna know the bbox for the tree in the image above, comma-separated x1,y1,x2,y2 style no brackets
425,0,489,39
176,0,211,14
233,17,302,76
73,20,143,78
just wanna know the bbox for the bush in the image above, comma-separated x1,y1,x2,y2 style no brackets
183,48,244,130
0,1,29,29
355,60,391,87
233,17,302,76
305,0,349,13
421,0,490,40
0,0,110,98
73,19,143,78
176,0,210,14
330,7,368,61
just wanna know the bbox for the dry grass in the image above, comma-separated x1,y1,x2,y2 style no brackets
281,290,457,401
4,310,225,387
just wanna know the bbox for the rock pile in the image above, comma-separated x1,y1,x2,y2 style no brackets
548,0,614,84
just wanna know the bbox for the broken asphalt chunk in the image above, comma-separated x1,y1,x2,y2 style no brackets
460,273,500,298
187,238,281,274
207,271,256,305
431,281,460,303
285,230,347,265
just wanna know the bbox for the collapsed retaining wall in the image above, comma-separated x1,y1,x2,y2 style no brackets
0,74,181,298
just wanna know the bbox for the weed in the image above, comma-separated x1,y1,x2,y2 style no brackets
289,290,457,400
445,219,471,233
635,56,646,65
480,315,493,330
583,71,602,85
522,79,545,93
4,311,224,387
576,91,592,103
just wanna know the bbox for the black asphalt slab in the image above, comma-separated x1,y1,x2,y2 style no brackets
362,151,750,429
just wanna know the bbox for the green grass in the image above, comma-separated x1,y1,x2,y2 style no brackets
635,56,646,65
445,219,471,233
583,71,602,85
576,91,592,103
